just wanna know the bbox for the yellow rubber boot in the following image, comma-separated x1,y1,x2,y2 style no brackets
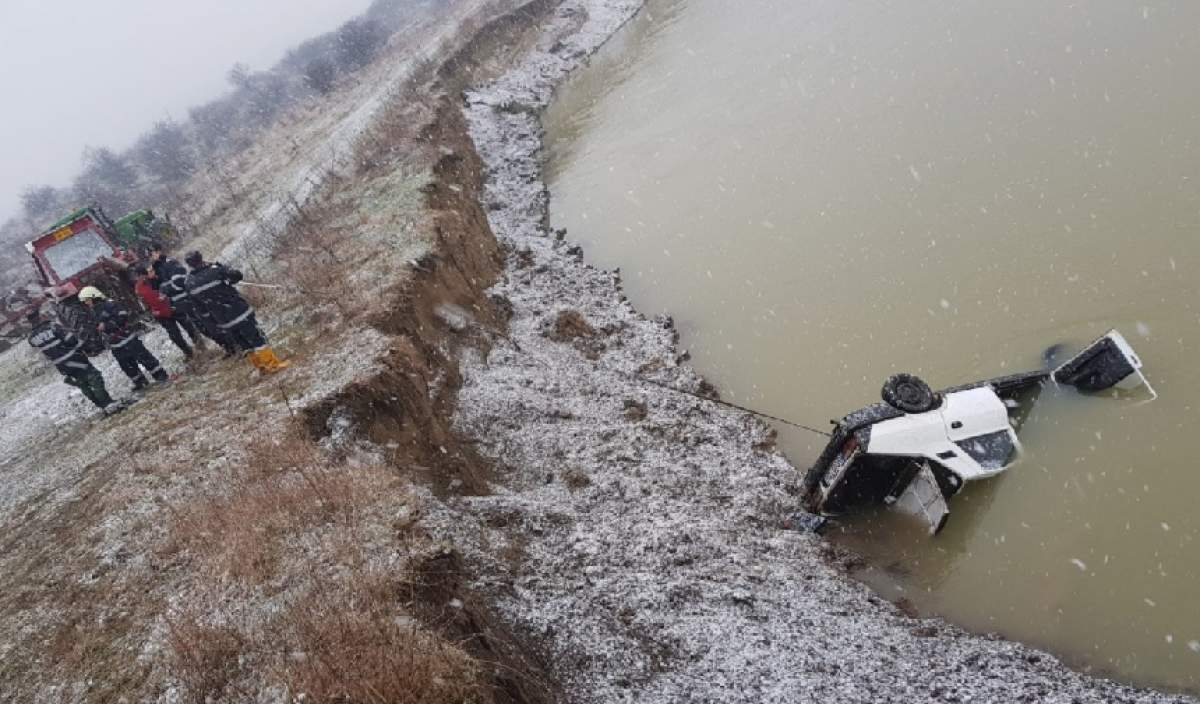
247,349,266,372
258,347,291,373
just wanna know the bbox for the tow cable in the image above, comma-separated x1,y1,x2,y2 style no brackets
472,319,835,532
232,280,830,436
482,324,831,438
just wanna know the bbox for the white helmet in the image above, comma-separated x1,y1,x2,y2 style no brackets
78,286,106,302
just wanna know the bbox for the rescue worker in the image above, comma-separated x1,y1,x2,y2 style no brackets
78,286,170,391
133,264,201,359
26,308,123,415
151,246,239,357
147,245,186,287
184,251,289,373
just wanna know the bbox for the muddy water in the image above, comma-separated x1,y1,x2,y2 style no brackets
542,0,1200,693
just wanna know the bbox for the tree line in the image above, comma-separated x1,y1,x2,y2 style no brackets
0,0,435,290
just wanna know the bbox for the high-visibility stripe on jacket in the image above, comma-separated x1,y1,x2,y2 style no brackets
28,320,84,366
95,300,140,348
185,262,251,329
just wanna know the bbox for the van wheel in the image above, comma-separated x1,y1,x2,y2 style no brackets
882,373,938,413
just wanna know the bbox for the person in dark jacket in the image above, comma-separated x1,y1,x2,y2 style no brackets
26,309,123,415
79,286,170,391
148,245,187,287
184,251,289,373
153,247,239,357
133,264,201,359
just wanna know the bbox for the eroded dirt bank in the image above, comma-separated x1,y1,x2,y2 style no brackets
429,1,1197,701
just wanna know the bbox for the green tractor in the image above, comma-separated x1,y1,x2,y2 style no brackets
113,209,179,250
0,206,178,353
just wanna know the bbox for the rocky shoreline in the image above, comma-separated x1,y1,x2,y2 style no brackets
431,1,1195,701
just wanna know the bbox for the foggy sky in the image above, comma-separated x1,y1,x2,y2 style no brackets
0,0,375,222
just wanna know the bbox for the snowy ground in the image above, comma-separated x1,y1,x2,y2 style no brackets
429,1,1198,702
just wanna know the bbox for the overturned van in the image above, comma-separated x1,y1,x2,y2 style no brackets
801,330,1154,535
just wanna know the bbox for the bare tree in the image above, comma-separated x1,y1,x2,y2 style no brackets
245,71,294,123
225,63,296,126
73,147,138,215
80,147,139,191
190,98,243,157
228,62,253,91
303,57,338,95
334,19,387,72
20,186,66,222
133,120,196,184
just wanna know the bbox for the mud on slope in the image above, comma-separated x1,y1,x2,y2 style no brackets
422,1,1197,702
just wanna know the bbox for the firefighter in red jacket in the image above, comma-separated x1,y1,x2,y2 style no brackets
132,263,202,359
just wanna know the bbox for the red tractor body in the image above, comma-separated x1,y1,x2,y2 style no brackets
27,207,133,299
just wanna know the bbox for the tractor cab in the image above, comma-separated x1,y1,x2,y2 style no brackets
24,207,142,354
26,207,130,300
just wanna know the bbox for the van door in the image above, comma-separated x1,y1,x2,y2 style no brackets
891,461,951,535
1053,330,1155,398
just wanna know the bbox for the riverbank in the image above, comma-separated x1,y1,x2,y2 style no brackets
432,0,1196,701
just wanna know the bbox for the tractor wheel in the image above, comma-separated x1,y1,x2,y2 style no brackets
881,373,939,414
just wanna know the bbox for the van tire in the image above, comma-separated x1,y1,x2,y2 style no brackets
882,373,938,414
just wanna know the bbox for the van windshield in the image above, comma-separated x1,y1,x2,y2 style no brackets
42,228,112,282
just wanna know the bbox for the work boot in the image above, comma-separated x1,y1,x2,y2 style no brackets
247,349,267,372
257,347,291,374
87,375,115,408
75,382,103,409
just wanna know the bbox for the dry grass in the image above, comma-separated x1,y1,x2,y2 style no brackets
161,431,497,703
269,573,488,704
166,432,405,584
166,573,490,704
353,75,439,179
166,613,247,704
